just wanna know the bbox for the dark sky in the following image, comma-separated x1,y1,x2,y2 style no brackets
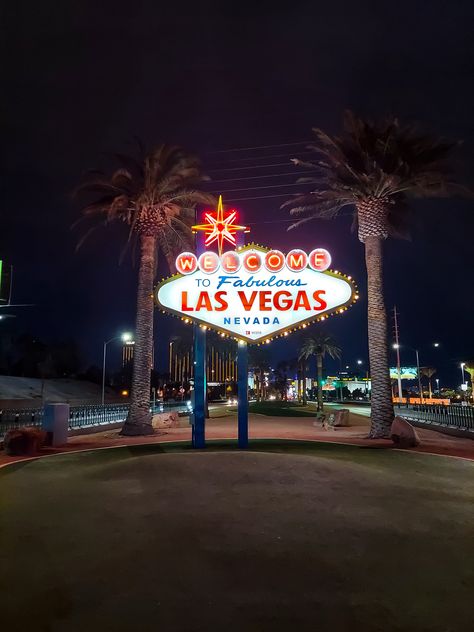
1,0,473,385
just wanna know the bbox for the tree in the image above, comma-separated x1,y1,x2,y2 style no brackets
464,363,474,403
76,145,214,435
248,346,271,401
298,334,341,411
420,367,436,399
284,112,464,437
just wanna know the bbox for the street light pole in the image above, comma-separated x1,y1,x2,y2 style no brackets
415,349,423,404
102,341,108,407
102,332,133,406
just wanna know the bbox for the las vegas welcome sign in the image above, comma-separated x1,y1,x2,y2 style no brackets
156,244,358,344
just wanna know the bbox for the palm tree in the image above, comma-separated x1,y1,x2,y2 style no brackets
284,111,464,437
76,145,214,435
299,334,341,411
248,346,271,401
420,367,436,399
464,363,474,404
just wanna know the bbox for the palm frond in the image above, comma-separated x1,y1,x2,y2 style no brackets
283,111,466,237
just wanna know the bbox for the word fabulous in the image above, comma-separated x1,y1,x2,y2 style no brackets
175,248,331,276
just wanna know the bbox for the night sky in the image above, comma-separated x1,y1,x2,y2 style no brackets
2,1,473,385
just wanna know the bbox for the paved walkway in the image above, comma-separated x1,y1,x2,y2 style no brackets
2,411,474,468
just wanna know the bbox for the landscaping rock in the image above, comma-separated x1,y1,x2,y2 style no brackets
391,416,420,448
3,427,47,456
333,409,350,427
152,411,180,429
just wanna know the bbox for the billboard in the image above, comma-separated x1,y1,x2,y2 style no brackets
156,244,357,344
390,367,418,380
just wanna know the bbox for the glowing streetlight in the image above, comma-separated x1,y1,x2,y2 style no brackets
357,360,363,365
102,332,133,406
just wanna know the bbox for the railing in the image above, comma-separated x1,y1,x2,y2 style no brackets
402,403,474,433
68,404,129,429
0,400,192,437
0,408,44,434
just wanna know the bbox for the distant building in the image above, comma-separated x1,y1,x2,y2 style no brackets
122,341,135,368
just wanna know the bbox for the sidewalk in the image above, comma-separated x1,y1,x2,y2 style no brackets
2,412,474,468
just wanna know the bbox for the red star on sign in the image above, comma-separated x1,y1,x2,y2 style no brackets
192,195,248,255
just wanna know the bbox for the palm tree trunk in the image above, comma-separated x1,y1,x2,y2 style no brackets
364,235,394,438
121,235,155,436
316,355,323,412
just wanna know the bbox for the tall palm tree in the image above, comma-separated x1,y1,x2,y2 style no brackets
299,334,341,411
248,346,271,401
76,144,214,435
284,112,464,437
420,366,436,399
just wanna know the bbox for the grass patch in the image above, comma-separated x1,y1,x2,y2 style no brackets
2,440,473,631
249,400,317,417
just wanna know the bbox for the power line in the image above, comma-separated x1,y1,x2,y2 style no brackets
206,150,314,166
225,192,303,203
210,181,314,194
208,170,316,184
206,141,312,154
206,162,300,173
247,218,295,225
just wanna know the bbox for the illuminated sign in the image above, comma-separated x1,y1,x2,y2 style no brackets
390,367,418,380
192,195,248,255
156,244,357,343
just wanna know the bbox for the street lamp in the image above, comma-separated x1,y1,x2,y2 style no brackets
102,332,133,406
435,378,440,393
394,343,423,403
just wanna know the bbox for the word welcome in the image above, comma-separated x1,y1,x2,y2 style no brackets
175,248,331,276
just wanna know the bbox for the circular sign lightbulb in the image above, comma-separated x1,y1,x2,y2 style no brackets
308,248,331,272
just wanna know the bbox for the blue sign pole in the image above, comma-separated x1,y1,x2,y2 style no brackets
237,343,249,449
192,208,207,449
193,324,206,448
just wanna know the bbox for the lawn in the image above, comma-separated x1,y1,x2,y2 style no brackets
1,441,473,631
248,400,318,416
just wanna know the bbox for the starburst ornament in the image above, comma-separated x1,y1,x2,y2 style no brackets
192,195,248,255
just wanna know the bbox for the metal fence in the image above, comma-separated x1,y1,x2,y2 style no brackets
0,400,192,437
402,403,474,432
0,408,44,434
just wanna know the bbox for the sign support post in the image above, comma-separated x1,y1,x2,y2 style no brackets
237,341,248,448
193,324,206,448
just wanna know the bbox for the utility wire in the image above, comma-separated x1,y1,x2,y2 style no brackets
210,181,314,194
246,218,295,224
225,192,304,203
206,150,314,166
206,141,312,154
208,170,316,184
206,162,300,173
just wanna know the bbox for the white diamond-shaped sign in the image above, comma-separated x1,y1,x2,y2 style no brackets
156,247,356,343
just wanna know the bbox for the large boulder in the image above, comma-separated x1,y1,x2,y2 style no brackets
3,427,47,456
152,411,180,429
390,416,420,448
333,409,350,427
